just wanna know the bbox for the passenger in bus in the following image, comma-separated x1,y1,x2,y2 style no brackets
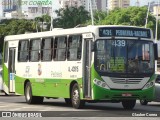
69,40,78,60
99,49,110,71
105,49,111,71
128,59,139,73
143,51,150,60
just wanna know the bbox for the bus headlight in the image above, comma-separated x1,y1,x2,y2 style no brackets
93,79,110,90
142,81,154,90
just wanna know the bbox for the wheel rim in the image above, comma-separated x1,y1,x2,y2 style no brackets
72,88,79,105
141,100,145,103
26,85,31,101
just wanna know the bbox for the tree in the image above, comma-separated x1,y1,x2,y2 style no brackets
34,15,51,31
100,7,156,26
85,10,108,25
97,7,158,39
0,19,36,52
54,6,90,28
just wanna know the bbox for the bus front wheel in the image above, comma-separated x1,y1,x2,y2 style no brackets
140,100,148,105
25,82,43,104
122,100,136,110
71,83,85,109
64,98,72,106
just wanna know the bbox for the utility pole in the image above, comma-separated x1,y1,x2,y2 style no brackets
155,0,159,42
155,0,160,73
16,0,22,19
50,12,53,31
89,0,94,25
145,1,151,28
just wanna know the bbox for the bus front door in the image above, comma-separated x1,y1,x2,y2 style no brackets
8,48,16,93
83,39,92,99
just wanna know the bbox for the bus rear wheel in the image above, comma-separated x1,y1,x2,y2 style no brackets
25,82,44,104
122,100,136,110
71,83,85,109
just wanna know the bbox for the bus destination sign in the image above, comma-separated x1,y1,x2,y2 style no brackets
99,27,151,38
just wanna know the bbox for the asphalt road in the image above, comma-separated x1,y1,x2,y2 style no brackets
0,92,160,118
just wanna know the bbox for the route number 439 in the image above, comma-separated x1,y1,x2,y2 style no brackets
112,40,126,47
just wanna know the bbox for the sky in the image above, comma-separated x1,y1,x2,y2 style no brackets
130,0,159,6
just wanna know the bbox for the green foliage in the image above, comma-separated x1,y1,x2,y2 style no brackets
100,7,152,26
53,6,90,28
0,19,37,52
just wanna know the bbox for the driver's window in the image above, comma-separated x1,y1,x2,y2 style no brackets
142,44,150,61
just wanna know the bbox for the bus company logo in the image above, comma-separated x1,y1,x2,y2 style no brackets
38,64,42,76
1,0,52,6
125,79,129,84
2,112,11,117
25,66,30,74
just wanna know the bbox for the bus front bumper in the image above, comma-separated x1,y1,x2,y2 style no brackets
92,85,155,101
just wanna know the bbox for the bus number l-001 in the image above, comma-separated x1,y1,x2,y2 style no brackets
68,66,79,72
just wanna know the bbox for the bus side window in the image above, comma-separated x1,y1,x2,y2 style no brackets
18,40,29,62
41,38,52,61
54,36,67,61
53,38,57,60
67,35,82,61
29,39,41,62
4,41,8,63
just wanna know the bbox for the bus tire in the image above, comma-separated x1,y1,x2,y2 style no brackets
122,100,136,110
140,100,148,105
64,98,72,106
4,92,8,96
25,82,43,104
71,83,85,109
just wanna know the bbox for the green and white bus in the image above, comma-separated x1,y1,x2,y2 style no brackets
2,25,158,109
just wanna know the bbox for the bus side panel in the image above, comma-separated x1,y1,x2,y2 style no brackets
15,75,25,95
91,63,102,100
15,61,83,98
2,64,9,93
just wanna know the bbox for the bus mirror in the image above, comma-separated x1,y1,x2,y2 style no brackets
154,43,158,60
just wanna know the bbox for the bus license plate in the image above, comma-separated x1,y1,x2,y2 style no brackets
122,93,132,97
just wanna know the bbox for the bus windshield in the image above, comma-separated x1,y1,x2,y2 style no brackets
95,39,154,74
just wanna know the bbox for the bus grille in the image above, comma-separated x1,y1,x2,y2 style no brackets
111,78,143,84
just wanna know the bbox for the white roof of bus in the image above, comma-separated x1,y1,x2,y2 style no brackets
4,25,151,41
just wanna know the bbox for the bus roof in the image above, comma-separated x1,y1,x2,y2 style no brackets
4,25,152,41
